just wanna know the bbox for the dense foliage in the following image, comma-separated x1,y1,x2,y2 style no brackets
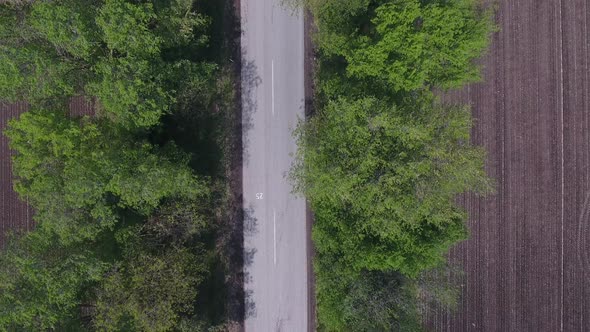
0,0,213,128
294,96,490,277
291,0,495,330
314,0,493,92
6,111,205,244
0,201,211,331
0,228,109,330
0,0,233,330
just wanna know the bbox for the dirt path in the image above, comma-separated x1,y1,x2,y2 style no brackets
428,0,590,330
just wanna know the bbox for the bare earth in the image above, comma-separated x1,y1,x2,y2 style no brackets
428,0,590,331
0,103,32,247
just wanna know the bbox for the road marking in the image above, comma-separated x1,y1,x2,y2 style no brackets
272,60,275,116
273,209,277,265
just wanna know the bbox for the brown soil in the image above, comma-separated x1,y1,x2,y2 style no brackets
0,102,33,247
427,0,590,330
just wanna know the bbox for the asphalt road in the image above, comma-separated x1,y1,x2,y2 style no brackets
240,0,308,331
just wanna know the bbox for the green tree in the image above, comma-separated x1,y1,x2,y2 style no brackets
139,198,211,248
294,0,494,329
0,2,92,105
86,57,173,128
292,96,491,277
0,228,109,331
93,247,207,332
0,37,81,105
313,0,494,92
151,0,211,49
315,259,461,331
0,0,228,331
340,270,421,332
6,110,207,244
0,0,213,128
0,192,214,331
96,1,161,58
29,0,100,60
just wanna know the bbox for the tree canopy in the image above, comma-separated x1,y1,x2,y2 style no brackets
6,110,206,244
0,0,213,128
93,247,206,332
0,228,109,330
0,0,231,330
293,96,490,277
0,198,213,331
314,0,494,92
292,0,495,329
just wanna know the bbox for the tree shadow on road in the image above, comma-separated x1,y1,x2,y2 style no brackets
240,54,261,168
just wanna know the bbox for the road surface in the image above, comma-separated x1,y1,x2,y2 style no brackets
240,0,308,331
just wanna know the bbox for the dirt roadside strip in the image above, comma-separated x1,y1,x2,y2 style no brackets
304,7,318,332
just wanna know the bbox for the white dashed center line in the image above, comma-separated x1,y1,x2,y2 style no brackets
273,209,277,265
272,59,275,116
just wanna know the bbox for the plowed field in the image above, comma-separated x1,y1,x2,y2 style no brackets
0,103,32,247
428,0,590,330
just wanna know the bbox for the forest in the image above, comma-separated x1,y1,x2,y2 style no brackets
0,0,238,330
289,0,495,330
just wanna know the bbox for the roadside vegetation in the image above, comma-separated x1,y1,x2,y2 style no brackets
0,0,238,330
290,0,495,330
